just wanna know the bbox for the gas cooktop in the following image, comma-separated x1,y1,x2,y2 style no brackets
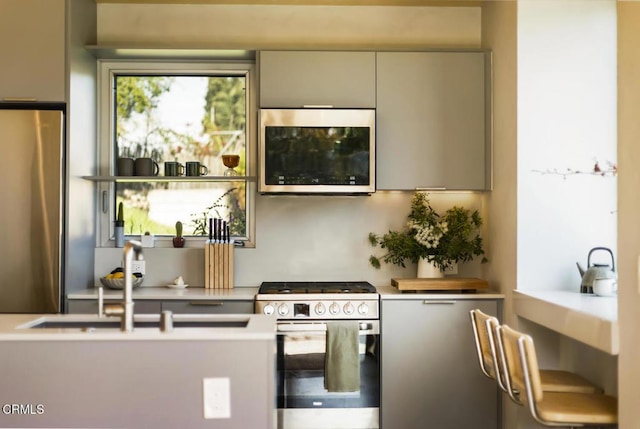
258,281,376,295
255,281,379,320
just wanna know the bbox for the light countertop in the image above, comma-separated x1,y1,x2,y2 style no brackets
0,313,275,342
377,285,504,300
68,286,258,300
513,290,618,355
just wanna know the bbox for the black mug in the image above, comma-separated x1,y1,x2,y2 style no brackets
116,157,135,176
164,161,185,177
135,158,159,176
186,161,208,177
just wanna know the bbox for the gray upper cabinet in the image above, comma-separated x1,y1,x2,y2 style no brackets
376,51,492,190
258,51,376,108
0,0,66,102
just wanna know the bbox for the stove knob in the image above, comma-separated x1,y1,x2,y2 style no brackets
343,302,355,315
277,304,289,316
263,304,275,315
329,302,340,315
315,303,326,316
358,303,369,315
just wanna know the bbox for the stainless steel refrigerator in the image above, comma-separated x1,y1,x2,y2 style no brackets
0,103,65,313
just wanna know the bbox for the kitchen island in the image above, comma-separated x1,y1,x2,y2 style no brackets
0,313,276,428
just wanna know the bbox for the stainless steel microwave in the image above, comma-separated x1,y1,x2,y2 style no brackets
259,108,376,194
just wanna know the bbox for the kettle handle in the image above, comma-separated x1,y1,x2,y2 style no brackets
587,247,615,271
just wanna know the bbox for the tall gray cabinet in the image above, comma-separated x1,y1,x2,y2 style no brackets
0,0,66,101
381,296,501,428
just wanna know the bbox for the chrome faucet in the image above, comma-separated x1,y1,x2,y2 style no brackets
102,240,144,332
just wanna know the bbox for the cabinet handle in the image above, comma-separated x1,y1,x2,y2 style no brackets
188,301,224,307
2,97,37,102
415,187,446,191
422,300,456,305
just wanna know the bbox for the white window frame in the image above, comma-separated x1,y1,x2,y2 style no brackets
96,59,257,248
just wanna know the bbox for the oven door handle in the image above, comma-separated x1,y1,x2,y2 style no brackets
276,322,379,335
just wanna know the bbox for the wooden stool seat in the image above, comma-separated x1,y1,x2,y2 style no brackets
497,323,618,427
539,370,603,394
538,392,618,425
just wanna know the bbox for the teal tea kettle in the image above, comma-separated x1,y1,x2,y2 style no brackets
576,247,616,294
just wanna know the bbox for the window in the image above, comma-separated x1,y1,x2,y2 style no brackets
98,61,256,247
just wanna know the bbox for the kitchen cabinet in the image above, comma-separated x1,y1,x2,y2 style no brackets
258,51,376,108
67,299,162,314
162,300,253,314
68,298,253,315
0,0,66,101
376,51,491,190
381,297,501,428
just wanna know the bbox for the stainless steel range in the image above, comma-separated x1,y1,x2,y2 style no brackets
256,281,380,429
256,281,379,320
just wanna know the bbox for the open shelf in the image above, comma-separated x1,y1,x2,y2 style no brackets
82,175,256,183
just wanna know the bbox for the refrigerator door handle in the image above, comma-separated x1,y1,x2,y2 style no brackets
102,190,108,213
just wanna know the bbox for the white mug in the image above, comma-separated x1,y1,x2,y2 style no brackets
593,278,617,297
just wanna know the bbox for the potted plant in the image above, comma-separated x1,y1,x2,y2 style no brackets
368,192,487,276
172,221,185,248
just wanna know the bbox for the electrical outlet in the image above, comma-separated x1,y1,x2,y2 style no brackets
203,377,231,419
130,260,145,275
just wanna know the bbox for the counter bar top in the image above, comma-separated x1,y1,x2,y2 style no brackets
513,290,618,355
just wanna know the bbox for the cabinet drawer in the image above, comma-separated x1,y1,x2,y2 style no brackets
67,300,162,314
161,300,253,314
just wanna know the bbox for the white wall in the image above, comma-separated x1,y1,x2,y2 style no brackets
616,2,640,427
91,4,488,287
481,2,518,427
482,2,620,428
516,0,617,292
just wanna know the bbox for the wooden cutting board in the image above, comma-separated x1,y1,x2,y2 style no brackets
391,277,489,292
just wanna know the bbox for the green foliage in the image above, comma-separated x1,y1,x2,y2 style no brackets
117,202,124,222
369,192,487,271
115,76,173,143
175,221,183,238
199,77,247,159
190,187,246,237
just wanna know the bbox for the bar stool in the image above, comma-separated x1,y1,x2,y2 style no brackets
470,309,603,406
497,323,617,427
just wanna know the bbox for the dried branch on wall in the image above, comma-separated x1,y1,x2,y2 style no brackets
532,160,617,179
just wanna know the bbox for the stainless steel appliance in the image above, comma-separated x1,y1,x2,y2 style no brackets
259,108,376,195
256,281,380,429
0,103,65,313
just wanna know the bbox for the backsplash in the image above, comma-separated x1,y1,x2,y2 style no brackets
94,191,487,288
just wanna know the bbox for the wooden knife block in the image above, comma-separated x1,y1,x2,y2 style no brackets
204,242,234,289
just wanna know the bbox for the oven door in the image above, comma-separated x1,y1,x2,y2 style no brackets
276,320,380,429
